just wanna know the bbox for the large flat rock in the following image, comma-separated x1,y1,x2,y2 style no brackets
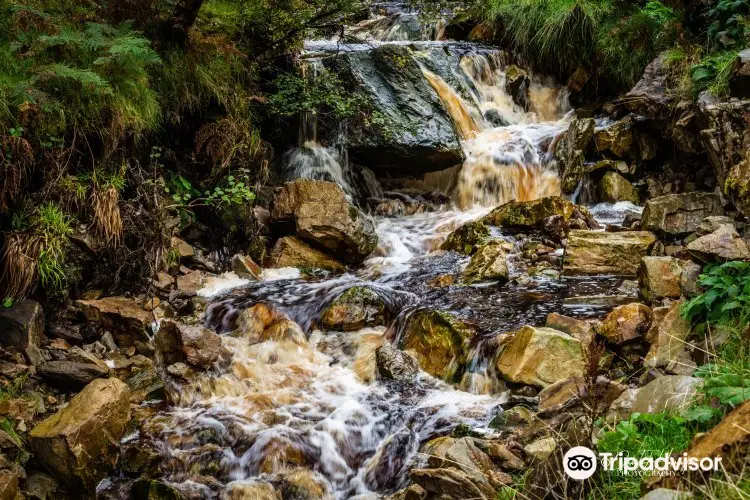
563,230,657,276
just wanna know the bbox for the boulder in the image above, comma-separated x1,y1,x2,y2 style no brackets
29,378,130,491
400,310,474,382
320,287,385,332
481,196,575,228
37,361,109,390
271,179,377,265
421,436,510,492
277,468,329,499
594,117,636,158
0,470,18,500
495,326,585,388
409,467,494,500
505,65,529,110
75,297,153,347
330,44,464,173
698,99,750,218
538,376,626,414
266,236,346,273
680,260,703,297
222,482,281,500
0,299,44,364
607,375,701,421
640,192,724,237
638,257,687,301
176,270,208,296
624,53,670,123
684,224,750,262
463,240,509,284
376,345,419,382
524,437,556,461
644,301,693,370
441,220,490,255
170,237,194,259
130,479,184,500
154,319,221,370
599,303,653,345
545,313,596,348
599,171,639,204
563,230,657,276
554,118,595,193
686,399,750,472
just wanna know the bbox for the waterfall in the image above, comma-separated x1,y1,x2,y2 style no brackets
423,52,571,209
284,59,356,198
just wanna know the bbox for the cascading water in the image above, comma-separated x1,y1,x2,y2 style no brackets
108,6,639,500
284,59,356,198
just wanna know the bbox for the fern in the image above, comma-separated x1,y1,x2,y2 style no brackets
42,63,113,94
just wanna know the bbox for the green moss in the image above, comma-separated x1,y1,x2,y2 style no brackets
440,220,491,255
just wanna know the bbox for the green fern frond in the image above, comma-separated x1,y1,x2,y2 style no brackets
42,63,112,94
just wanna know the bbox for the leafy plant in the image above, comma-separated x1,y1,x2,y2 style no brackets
689,51,739,98
707,0,749,49
682,261,750,324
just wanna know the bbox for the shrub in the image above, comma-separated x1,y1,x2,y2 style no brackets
682,261,750,325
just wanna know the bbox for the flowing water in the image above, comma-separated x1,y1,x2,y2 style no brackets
111,6,641,499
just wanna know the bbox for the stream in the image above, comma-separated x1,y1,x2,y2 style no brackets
108,3,644,499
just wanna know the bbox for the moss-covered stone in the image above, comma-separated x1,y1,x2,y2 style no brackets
495,326,584,388
320,287,385,332
463,240,509,284
266,236,346,273
563,230,657,276
130,479,184,500
481,196,575,228
598,171,639,204
440,220,490,255
400,310,474,382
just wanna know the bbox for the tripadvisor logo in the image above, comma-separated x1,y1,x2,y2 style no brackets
563,446,722,480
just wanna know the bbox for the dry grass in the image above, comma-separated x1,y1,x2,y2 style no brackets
91,185,123,247
0,232,41,300
0,136,33,213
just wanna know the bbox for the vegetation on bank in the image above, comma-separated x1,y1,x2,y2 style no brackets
471,0,748,97
0,0,364,304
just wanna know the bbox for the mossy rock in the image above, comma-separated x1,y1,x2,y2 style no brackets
130,479,184,500
463,240,509,284
320,286,385,332
400,309,474,382
482,196,575,228
440,220,490,255
598,171,639,204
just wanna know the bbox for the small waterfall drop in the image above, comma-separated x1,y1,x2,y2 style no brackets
284,59,356,198
423,52,571,209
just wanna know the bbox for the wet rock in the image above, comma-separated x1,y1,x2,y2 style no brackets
221,481,280,500
376,345,419,382
153,272,174,291
538,376,626,415
400,310,474,382
698,99,750,218
607,375,701,421
0,299,44,365
544,313,596,348
563,230,657,276
599,171,639,204
266,236,346,273
638,257,688,301
644,301,693,370
463,240,509,284
24,470,59,500
230,254,262,280
276,468,329,499
130,479,184,499
685,399,750,472
441,220,490,255
37,360,109,390
505,65,529,110
482,196,575,229
332,44,464,173
599,303,652,345
684,224,750,262
29,378,130,491
125,365,165,403
409,467,494,500
421,436,510,492
594,117,636,158
155,319,220,370
271,179,378,265
260,319,308,346
640,192,724,237
495,326,585,388
320,287,385,332
524,437,556,461
554,118,595,193
75,296,153,347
